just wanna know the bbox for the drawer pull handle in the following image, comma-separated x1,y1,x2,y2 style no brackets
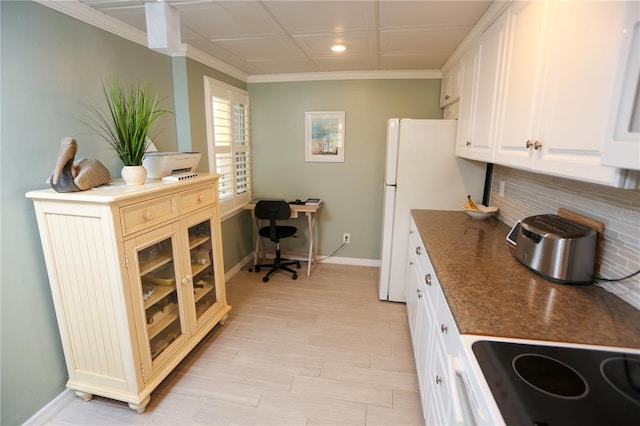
526,140,533,149
425,273,432,286
441,324,448,334
534,141,542,150
435,375,442,385
417,288,423,299
445,94,450,100
466,140,471,147
415,246,421,255
181,275,192,286
198,194,206,202
144,210,153,220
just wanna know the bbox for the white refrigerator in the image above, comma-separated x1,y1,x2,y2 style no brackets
379,118,486,302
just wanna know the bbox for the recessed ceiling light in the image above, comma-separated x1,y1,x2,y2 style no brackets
331,44,346,53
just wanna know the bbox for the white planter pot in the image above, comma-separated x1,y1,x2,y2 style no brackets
121,165,147,185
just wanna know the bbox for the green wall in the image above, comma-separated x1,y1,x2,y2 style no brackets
248,80,443,260
0,3,177,424
182,58,254,272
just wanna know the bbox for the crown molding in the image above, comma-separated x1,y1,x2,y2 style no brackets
184,46,248,83
35,0,148,47
35,0,248,82
247,69,442,84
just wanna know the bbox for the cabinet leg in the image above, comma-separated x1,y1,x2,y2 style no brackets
74,390,93,401
219,314,229,326
128,395,150,414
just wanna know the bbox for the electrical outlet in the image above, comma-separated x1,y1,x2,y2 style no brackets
499,180,506,197
343,233,351,244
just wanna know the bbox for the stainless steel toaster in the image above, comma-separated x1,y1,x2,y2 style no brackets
514,214,597,284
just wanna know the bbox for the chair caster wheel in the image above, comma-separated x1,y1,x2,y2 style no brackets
248,267,253,272
262,276,269,283
296,262,301,269
254,266,261,272
292,273,297,280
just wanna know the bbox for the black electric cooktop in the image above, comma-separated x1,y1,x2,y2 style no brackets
472,341,640,426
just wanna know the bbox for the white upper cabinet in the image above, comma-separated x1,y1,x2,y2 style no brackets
455,11,508,163
440,64,460,108
492,0,546,170
493,0,628,187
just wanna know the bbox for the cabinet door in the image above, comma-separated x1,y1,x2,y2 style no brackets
440,72,452,107
126,223,188,380
533,1,627,185
469,11,508,162
405,246,419,345
456,13,506,163
183,209,227,332
440,66,460,107
455,46,477,158
494,0,548,168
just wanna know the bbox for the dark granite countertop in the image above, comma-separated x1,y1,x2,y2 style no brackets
411,209,640,349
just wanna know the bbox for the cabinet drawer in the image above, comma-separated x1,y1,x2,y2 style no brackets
120,195,179,236
435,289,462,357
409,219,439,311
180,184,217,214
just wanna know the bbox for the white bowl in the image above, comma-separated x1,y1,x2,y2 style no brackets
465,205,498,220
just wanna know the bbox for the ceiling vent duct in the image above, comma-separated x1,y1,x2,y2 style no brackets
144,1,182,54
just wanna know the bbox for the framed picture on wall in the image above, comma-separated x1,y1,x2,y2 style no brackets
305,111,345,162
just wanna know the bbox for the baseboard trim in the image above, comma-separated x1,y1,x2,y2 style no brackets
224,253,255,281
317,256,380,267
234,251,380,271
24,389,76,425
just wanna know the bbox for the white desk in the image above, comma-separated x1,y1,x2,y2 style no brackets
244,201,323,276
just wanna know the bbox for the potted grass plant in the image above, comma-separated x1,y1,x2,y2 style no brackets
92,78,170,185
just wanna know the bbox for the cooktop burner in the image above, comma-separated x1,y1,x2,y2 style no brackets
513,354,589,399
601,358,640,406
473,341,640,425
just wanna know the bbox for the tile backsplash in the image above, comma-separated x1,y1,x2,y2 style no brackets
490,165,640,310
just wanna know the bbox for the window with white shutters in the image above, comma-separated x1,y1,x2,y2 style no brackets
204,78,251,217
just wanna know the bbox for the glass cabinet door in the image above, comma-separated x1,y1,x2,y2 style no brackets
137,236,184,361
187,216,221,324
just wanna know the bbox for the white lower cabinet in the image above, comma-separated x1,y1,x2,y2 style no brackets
27,175,231,413
406,217,497,425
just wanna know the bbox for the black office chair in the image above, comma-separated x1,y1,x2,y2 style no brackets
251,200,301,282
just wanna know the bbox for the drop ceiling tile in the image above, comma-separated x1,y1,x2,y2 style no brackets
380,27,471,55
381,53,449,70
174,1,282,39
294,31,377,57
312,55,380,72
380,0,493,29
264,0,376,35
213,36,305,61
188,39,240,60
246,57,319,75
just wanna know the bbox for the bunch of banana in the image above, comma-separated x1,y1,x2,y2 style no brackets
465,195,480,211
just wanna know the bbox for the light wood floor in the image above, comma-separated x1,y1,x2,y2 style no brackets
45,263,424,425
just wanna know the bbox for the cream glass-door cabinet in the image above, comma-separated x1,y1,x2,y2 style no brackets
26,174,230,413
